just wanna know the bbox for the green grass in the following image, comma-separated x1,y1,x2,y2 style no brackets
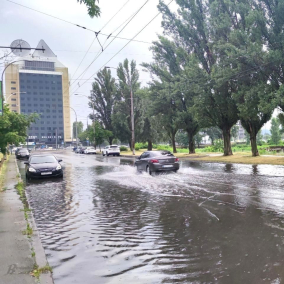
22,223,33,237
31,264,52,279
0,158,8,191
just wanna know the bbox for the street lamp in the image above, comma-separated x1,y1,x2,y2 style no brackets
4,92,26,102
65,106,78,147
105,66,135,155
74,93,96,147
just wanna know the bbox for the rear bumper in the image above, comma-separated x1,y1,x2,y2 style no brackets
16,155,29,159
150,163,180,172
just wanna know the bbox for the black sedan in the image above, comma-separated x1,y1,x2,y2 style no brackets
25,155,63,179
135,150,179,175
16,148,30,159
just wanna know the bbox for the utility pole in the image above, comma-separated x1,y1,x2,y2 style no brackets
129,80,135,155
55,128,58,150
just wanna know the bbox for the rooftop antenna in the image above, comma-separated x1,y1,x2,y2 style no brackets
10,39,31,57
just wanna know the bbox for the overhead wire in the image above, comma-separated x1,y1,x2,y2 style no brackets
6,0,151,44
68,0,150,93
73,0,174,93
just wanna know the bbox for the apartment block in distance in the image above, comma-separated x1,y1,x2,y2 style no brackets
5,40,72,145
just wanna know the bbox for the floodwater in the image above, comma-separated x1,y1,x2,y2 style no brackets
17,151,284,284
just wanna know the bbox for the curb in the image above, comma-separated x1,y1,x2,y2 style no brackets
15,158,54,284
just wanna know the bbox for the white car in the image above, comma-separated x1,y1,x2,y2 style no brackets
102,145,120,156
84,147,97,154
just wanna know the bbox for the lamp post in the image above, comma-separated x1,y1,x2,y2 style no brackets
74,93,96,147
3,92,27,105
105,66,135,155
66,106,78,147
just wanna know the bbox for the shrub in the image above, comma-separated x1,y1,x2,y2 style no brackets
157,145,172,151
135,142,148,150
120,146,128,151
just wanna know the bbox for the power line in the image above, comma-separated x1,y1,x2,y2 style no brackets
68,0,150,93
71,0,131,88
73,0,174,92
6,0,151,44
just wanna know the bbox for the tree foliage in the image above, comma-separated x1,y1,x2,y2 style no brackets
90,68,116,144
77,0,100,17
0,105,38,154
270,117,281,145
73,121,84,138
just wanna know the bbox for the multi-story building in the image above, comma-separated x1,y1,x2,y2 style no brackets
5,40,72,145
236,120,246,142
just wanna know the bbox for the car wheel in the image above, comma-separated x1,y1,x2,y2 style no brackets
146,166,152,175
58,173,63,178
107,153,109,156
117,154,120,156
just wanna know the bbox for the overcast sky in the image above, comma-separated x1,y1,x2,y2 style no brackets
0,0,167,127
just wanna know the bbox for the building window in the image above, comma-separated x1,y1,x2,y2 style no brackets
11,98,16,101
11,81,16,84
11,104,16,107
11,87,16,90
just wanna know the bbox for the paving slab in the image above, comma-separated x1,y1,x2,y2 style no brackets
0,155,36,284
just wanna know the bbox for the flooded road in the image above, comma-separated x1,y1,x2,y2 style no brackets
17,151,284,283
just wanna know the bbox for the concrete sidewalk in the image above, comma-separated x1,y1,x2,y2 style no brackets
0,155,36,284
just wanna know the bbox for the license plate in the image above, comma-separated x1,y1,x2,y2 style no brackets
163,165,173,168
41,172,52,175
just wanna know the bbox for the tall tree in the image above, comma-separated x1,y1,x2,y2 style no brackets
0,105,38,155
270,117,281,145
113,59,141,150
142,36,199,153
158,0,242,155
73,121,84,138
90,68,116,144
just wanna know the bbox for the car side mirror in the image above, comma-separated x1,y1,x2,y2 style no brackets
137,156,141,160
58,159,62,162
24,162,29,165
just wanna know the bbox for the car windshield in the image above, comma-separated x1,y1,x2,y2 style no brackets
30,156,57,164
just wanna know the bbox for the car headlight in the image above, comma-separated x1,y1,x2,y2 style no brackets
29,167,36,172
56,164,62,170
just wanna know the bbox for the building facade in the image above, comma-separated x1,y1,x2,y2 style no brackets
5,40,72,145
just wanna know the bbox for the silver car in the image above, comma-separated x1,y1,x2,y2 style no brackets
135,150,179,175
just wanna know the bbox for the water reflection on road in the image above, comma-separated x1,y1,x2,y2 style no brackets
17,151,284,283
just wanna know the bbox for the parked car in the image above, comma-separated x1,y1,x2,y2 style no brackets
135,150,179,175
16,148,30,159
75,147,82,153
83,147,97,154
79,147,86,154
102,145,120,156
24,155,63,179
15,147,23,155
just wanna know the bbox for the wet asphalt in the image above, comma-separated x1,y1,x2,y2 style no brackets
17,150,284,284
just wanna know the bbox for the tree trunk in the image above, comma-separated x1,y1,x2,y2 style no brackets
187,132,195,154
223,126,233,156
250,133,259,156
147,139,153,151
109,137,113,145
172,136,177,153
129,141,132,151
